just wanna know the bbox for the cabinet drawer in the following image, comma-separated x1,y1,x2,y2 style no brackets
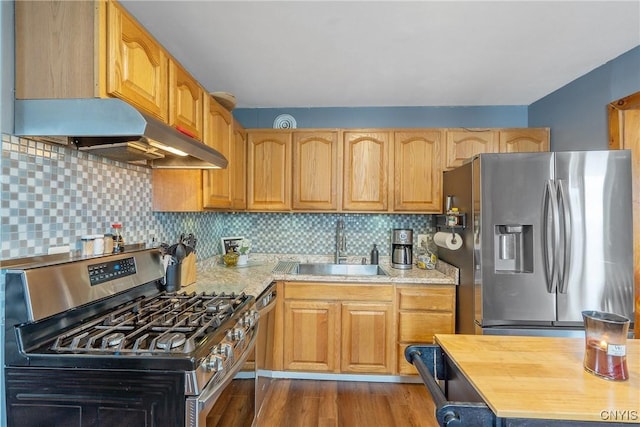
397,343,418,375
284,282,393,302
398,311,454,342
397,287,454,311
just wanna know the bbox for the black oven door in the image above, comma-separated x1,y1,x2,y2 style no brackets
5,368,185,427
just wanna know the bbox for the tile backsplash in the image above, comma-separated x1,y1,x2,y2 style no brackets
1,134,158,259
1,135,434,261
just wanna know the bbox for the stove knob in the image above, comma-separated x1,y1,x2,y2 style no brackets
241,310,257,327
220,343,232,357
203,354,223,372
227,327,245,341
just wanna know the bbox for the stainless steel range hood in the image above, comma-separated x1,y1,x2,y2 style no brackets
14,99,228,169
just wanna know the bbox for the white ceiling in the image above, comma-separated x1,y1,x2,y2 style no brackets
119,1,640,109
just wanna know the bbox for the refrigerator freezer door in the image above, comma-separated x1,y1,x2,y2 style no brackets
554,151,634,324
480,153,556,325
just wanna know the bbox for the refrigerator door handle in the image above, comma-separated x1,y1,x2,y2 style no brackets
557,179,571,294
543,180,560,293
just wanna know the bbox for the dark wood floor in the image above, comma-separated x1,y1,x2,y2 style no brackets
256,379,439,427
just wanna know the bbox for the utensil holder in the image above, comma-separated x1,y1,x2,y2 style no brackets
180,253,197,286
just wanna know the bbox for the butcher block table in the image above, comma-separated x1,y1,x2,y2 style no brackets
406,334,640,426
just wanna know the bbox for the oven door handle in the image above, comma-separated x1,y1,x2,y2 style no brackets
257,294,277,317
256,285,277,316
187,330,257,427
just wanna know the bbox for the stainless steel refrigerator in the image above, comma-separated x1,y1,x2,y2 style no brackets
440,150,634,336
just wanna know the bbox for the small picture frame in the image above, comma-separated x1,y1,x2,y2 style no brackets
221,236,244,255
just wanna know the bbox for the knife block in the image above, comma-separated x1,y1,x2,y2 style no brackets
180,252,197,287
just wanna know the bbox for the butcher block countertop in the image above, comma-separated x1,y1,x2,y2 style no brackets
435,334,640,423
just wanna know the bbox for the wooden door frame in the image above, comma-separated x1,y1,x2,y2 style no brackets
609,91,640,149
608,91,640,337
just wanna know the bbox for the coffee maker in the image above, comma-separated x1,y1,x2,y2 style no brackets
391,228,413,269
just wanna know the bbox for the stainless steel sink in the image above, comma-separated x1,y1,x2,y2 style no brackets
293,263,387,276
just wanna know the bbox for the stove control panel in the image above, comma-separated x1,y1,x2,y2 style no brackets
88,257,137,286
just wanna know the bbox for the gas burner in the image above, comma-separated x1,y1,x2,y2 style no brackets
103,332,126,348
156,332,186,350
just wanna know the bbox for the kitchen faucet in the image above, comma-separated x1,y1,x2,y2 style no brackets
335,219,347,264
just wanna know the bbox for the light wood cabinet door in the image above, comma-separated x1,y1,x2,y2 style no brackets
247,131,292,210
393,130,443,212
151,169,203,212
283,300,339,372
292,131,340,210
342,131,390,211
396,286,455,375
15,1,102,99
106,1,168,122
231,120,247,210
341,302,393,374
444,129,498,170
203,97,233,209
168,59,203,140
499,128,550,153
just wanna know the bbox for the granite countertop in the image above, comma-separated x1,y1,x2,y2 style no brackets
181,253,459,298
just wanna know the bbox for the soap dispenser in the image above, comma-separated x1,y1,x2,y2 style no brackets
370,244,379,265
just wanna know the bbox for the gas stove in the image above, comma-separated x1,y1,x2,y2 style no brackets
3,248,258,427
49,291,253,356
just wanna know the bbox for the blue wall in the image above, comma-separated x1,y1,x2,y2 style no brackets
234,105,528,129
235,46,640,155
529,46,640,151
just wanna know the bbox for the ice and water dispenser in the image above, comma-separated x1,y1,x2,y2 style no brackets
494,224,533,273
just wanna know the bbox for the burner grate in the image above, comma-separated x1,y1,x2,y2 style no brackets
50,292,249,355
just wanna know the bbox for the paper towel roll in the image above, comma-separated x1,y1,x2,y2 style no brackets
434,231,463,250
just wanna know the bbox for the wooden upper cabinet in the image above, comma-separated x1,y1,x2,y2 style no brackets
168,60,204,140
15,1,102,99
231,120,248,210
292,131,339,210
393,130,443,212
152,169,203,212
106,1,169,121
247,131,292,211
342,131,390,211
202,97,233,209
444,129,498,170
499,128,550,153
16,0,198,127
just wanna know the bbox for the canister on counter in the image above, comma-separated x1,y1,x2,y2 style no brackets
81,235,95,257
93,234,104,255
103,233,114,254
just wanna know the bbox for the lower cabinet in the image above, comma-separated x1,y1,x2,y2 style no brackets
282,282,394,374
279,281,455,376
283,299,339,372
396,285,456,375
341,302,393,374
